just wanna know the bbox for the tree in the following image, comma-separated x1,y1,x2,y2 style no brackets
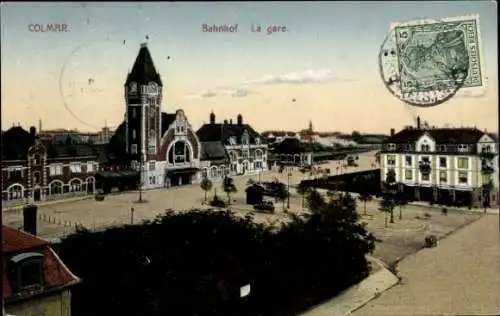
273,180,288,210
296,185,310,209
379,194,396,227
200,176,213,203
247,178,255,186
394,191,407,220
56,203,376,316
305,189,326,213
358,191,373,216
222,176,237,205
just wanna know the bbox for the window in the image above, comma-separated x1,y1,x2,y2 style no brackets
405,169,412,180
439,171,447,183
132,108,137,118
387,155,396,166
33,155,41,165
243,150,250,159
228,137,237,145
202,169,208,178
457,157,468,169
149,176,156,185
87,162,94,173
421,173,430,181
9,253,44,292
49,165,62,176
458,144,469,151
33,172,41,185
405,155,412,167
149,162,155,171
131,144,138,154
70,163,82,173
439,157,447,168
210,167,218,178
387,143,396,150
132,129,136,140
458,171,468,184
482,145,492,153
440,145,447,152
421,144,430,152
255,138,261,145
241,136,249,145
421,156,430,163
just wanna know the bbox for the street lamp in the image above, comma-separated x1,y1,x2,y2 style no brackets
287,172,292,209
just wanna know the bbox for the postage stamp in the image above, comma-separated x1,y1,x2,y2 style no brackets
379,15,485,107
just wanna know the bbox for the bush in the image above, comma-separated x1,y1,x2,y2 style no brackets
425,235,438,248
209,195,226,208
95,194,105,201
56,197,375,316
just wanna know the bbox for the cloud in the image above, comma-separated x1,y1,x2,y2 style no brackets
247,69,353,85
185,87,253,99
186,69,353,99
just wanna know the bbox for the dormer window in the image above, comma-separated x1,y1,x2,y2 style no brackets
241,136,249,145
387,143,396,151
229,137,237,146
420,144,430,152
255,137,261,145
457,144,469,152
8,252,44,292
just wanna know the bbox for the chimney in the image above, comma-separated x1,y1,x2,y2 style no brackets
38,119,42,132
390,128,395,136
29,126,36,138
209,112,216,124
237,114,243,125
229,119,233,125
23,204,38,235
223,119,228,125
416,116,421,129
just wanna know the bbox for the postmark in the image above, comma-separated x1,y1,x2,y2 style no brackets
379,15,485,107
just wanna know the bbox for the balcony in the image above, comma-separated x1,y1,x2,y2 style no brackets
418,161,432,175
480,150,495,160
481,163,494,175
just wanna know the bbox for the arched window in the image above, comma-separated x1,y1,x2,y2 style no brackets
255,149,263,160
229,151,237,162
8,184,24,200
202,168,208,178
49,181,63,195
168,141,191,164
69,179,83,192
210,167,218,178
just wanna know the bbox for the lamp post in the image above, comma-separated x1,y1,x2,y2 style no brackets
287,172,292,209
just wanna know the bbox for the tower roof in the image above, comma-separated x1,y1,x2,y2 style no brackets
125,43,163,87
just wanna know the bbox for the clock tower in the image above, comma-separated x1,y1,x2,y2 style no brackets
124,43,163,164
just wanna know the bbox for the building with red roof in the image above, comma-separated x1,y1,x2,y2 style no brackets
2,225,80,316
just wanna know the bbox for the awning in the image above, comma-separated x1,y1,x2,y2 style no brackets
167,168,199,175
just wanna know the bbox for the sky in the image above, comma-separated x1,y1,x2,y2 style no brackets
1,1,498,134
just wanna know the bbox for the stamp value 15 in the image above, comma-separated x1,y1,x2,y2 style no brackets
379,15,485,107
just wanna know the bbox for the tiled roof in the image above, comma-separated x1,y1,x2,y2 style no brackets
2,226,80,300
2,226,48,253
385,128,487,144
200,141,227,160
196,123,264,145
125,44,162,87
